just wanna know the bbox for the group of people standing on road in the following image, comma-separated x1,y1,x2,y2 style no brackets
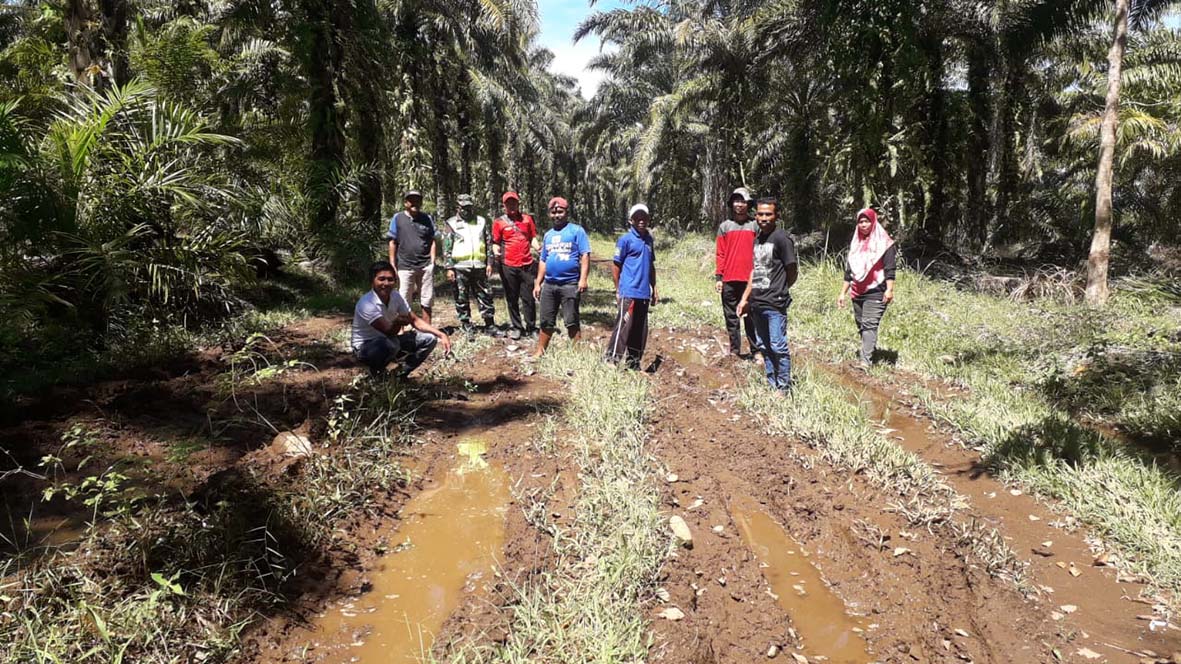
714,188,897,392
350,190,657,379
350,186,896,390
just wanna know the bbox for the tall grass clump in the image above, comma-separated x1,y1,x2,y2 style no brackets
448,344,667,662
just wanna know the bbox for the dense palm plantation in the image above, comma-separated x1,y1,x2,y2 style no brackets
575,0,1181,287
0,0,582,379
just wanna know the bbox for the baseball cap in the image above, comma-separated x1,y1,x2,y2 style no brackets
457,193,473,206
628,203,650,218
548,196,569,210
729,187,754,203
501,191,520,203
404,189,423,200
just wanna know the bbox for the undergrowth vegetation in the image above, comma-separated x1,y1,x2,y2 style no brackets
0,375,414,663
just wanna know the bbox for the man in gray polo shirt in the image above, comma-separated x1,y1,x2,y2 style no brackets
387,190,438,324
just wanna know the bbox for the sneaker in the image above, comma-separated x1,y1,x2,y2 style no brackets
526,327,539,339
508,327,522,340
483,323,503,338
461,322,476,334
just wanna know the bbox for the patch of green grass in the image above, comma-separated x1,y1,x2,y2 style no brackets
737,362,1023,580
443,343,667,662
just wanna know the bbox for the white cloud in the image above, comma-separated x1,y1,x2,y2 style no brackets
547,37,613,98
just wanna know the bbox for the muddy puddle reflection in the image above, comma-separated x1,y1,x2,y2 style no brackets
307,439,509,663
664,346,727,390
730,496,871,663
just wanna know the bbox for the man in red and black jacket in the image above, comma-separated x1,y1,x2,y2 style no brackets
715,187,761,359
492,191,539,340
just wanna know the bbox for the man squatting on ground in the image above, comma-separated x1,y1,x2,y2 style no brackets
442,193,501,336
715,186,762,359
532,196,591,358
738,198,799,392
492,191,540,340
387,190,437,325
352,261,451,377
606,204,658,369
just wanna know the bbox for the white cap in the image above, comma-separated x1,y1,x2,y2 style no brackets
628,203,650,219
729,187,754,203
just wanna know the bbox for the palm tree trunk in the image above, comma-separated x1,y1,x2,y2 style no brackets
299,0,345,241
1086,0,1129,306
98,0,130,87
966,41,991,248
65,0,96,86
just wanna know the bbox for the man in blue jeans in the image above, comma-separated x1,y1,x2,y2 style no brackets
352,261,452,378
737,198,798,392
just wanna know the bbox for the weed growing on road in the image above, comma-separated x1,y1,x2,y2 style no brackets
447,344,667,662
0,374,416,662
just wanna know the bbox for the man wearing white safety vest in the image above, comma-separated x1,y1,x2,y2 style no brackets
442,193,499,335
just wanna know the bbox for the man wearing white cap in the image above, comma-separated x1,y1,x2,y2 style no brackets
386,189,437,324
606,203,657,369
715,186,761,360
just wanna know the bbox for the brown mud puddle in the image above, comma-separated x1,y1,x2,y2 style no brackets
301,441,510,663
729,494,870,663
820,362,1181,661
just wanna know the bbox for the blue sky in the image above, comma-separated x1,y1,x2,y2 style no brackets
537,0,624,98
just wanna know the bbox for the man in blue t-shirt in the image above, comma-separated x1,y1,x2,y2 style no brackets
531,196,590,358
606,203,658,370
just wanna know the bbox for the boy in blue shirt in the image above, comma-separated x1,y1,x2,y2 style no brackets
606,204,658,369
532,197,591,358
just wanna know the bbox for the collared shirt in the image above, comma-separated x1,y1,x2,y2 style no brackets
492,213,537,267
351,289,411,351
613,227,655,300
386,211,436,270
540,222,591,284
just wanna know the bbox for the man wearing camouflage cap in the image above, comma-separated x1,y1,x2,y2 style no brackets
442,194,498,335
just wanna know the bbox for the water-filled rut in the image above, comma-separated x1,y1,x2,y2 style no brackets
304,439,509,663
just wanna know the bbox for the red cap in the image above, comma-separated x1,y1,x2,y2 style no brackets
548,196,569,210
501,191,520,203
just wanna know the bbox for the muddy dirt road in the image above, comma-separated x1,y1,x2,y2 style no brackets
10,294,1173,663
250,314,1178,663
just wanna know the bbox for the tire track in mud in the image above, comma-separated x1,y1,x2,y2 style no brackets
822,365,1181,661
250,340,572,662
642,329,1058,663
642,325,1180,663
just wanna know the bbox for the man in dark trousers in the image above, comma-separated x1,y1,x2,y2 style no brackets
386,189,437,324
491,191,539,340
532,196,591,358
606,204,657,370
737,198,798,393
442,193,499,335
715,186,761,360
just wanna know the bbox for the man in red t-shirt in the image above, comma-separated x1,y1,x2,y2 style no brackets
492,191,539,339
